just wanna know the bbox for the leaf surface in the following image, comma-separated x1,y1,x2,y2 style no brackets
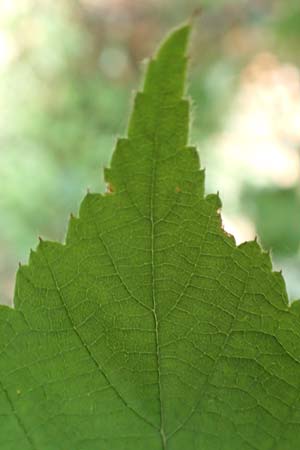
1,23,300,450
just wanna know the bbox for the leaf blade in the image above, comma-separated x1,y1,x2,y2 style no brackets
1,22,300,450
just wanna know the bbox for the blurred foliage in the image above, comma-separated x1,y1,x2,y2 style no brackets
242,185,300,256
1,0,300,304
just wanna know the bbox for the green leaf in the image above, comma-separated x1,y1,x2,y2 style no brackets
1,23,300,450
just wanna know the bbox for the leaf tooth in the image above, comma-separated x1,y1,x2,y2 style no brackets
205,193,222,210
238,239,273,270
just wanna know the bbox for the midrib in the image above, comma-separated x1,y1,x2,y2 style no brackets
149,125,167,450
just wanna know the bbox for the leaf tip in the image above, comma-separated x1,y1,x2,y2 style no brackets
156,21,192,63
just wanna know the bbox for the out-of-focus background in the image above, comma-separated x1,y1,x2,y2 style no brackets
1,0,300,305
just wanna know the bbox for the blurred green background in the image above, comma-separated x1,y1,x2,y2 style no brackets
1,0,300,305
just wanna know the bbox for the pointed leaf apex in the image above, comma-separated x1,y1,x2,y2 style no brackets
156,23,191,60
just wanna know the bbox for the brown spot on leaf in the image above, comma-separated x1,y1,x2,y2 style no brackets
106,183,115,194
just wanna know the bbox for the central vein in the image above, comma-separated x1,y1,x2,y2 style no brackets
150,144,167,450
